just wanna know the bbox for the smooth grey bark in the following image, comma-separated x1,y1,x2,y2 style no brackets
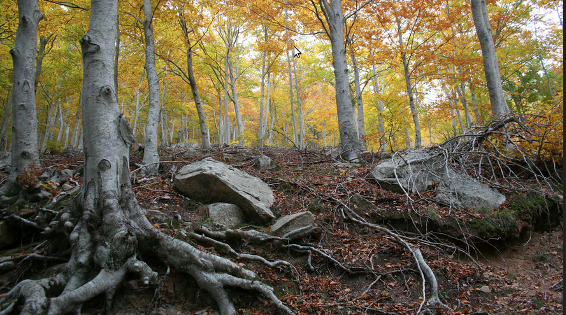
34,34,52,93
39,85,56,152
160,67,168,145
55,103,64,144
70,99,81,148
455,84,472,129
140,0,161,175
228,60,244,146
219,22,243,146
9,0,42,182
114,19,120,97
186,48,211,149
394,7,422,148
469,83,481,125
283,1,298,146
350,46,366,150
262,71,271,146
132,69,146,139
439,72,458,136
285,46,298,146
371,59,386,152
64,125,70,147
267,77,276,146
178,15,211,150
318,0,362,161
445,1,472,129
291,53,305,149
452,88,464,133
258,26,268,148
470,0,509,118
222,53,231,145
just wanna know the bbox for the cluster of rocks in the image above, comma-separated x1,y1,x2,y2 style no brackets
172,148,506,237
370,149,506,210
173,156,313,235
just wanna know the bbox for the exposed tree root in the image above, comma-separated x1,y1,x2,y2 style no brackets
0,159,295,315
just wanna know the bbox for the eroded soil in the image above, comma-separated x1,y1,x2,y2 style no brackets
0,146,562,314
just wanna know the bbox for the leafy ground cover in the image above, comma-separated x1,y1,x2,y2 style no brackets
0,145,562,314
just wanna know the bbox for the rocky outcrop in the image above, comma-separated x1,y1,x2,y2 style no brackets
370,149,506,210
435,168,506,210
174,158,275,224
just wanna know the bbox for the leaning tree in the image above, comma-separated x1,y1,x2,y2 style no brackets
0,0,292,314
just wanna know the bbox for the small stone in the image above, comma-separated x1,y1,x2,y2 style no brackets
479,285,491,293
61,183,74,191
207,203,245,228
270,211,315,236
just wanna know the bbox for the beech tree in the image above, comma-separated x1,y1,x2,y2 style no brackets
470,0,509,118
309,0,365,161
8,0,42,184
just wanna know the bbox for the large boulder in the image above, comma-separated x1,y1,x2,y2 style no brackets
270,211,315,236
435,168,506,210
174,158,275,224
370,150,442,193
370,149,505,211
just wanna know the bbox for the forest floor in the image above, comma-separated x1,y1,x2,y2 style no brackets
0,145,562,315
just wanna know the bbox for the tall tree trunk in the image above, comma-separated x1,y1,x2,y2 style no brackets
9,0,42,183
394,9,422,148
319,0,361,161
263,71,271,145
456,84,472,129
452,88,465,133
132,69,145,140
350,48,366,150
445,1,472,129
285,47,298,147
34,34,51,93
222,55,231,146
258,27,268,148
283,1,298,147
372,60,386,152
291,53,304,149
439,73,458,136
469,83,481,125
71,98,81,148
228,61,244,146
141,0,161,175
470,0,509,118
178,18,212,150
268,85,276,146
40,92,55,152
55,104,64,144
